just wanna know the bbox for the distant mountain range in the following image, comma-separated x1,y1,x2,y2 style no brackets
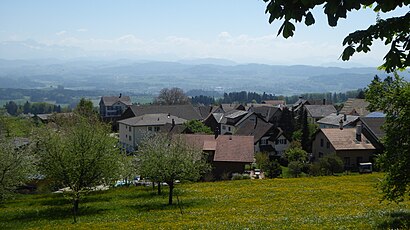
0,59,408,95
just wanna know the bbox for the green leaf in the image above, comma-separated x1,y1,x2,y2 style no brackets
283,21,295,38
304,12,315,26
341,45,355,61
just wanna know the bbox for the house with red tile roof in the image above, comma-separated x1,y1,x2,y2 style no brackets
312,125,376,170
181,134,254,179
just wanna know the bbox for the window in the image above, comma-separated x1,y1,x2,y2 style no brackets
129,135,131,141
319,152,323,158
356,157,363,165
222,126,226,130
326,141,330,149
148,127,152,131
320,139,324,147
129,126,131,132
228,127,231,132
154,127,160,132
260,139,268,145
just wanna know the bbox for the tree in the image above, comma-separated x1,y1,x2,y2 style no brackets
301,109,310,152
0,137,35,201
255,152,283,178
154,87,190,105
263,1,410,72
318,153,344,175
284,143,308,163
183,120,213,134
75,98,95,117
5,101,18,116
136,133,210,205
23,101,31,114
35,115,127,222
365,74,410,202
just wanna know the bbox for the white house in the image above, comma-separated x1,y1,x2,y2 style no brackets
118,113,186,152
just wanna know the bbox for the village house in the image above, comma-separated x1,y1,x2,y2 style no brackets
339,98,370,116
118,113,186,152
317,113,360,129
182,134,254,179
99,94,132,121
120,104,203,121
304,105,337,124
360,116,386,152
312,125,376,170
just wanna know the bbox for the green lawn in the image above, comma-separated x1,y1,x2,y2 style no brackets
1,173,409,229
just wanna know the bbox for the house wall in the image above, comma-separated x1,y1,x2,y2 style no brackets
212,161,249,179
273,135,289,156
335,149,375,170
119,124,162,152
220,124,235,135
312,131,336,161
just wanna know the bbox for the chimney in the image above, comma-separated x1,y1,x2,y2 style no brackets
344,114,347,121
336,110,339,116
356,124,362,142
119,93,122,98
339,118,343,130
229,135,232,140
323,99,326,105
172,119,175,127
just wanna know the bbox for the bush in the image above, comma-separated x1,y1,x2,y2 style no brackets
264,160,282,178
231,173,243,180
288,161,304,178
319,154,344,175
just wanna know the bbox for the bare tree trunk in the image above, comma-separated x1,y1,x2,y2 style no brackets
73,198,79,223
168,180,174,205
157,182,161,195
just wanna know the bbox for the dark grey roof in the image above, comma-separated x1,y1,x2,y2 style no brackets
305,105,337,118
317,113,360,127
194,105,213,119
118,113,186,126
235,116,274,143
127,104,202,120
101,96,132,106
360,117,386,140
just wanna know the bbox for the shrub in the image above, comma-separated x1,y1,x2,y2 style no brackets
319,153,344,175
288,161,304,178
231,173,243,180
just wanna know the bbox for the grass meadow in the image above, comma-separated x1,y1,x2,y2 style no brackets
1,173,409,229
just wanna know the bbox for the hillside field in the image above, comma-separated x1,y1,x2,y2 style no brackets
1,173,409,229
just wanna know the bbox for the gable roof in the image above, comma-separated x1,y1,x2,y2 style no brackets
248,106,281,121
262,100,286,106
118,113,186,126
182,134,254,163
360,117,386,141
101,96,132,106
305,105,337,118
127,104,202,120
320,128,375,150
317,113,360,127
340,98,370,116
194,105,213,119
235,116,274,143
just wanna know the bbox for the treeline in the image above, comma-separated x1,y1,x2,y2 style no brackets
191,91,276,105
191,89,364,105
3,101,71,116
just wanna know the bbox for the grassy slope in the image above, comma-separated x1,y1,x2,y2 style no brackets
1,173,409,229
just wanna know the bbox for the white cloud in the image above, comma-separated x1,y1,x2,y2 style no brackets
56,30,67,36
11,32,386,66
76,28,88,32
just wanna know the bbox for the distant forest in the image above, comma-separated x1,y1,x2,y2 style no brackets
191,89,364,105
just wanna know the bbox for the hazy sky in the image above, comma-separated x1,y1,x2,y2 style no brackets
0,1,408,66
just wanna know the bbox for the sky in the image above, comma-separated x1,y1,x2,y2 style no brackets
0,0,409,67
